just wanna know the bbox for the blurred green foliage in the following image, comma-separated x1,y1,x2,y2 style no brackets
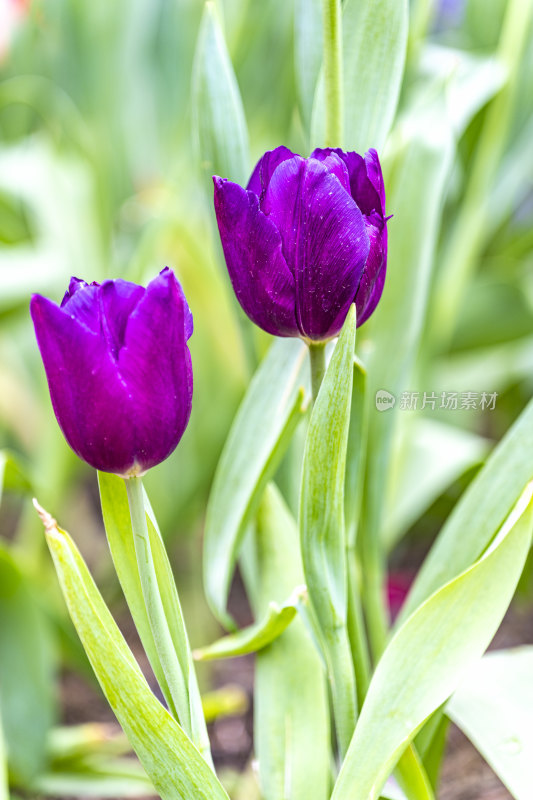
0,0,532,794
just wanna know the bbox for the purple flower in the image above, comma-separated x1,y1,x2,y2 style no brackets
213,146,388,341
30,268,193,476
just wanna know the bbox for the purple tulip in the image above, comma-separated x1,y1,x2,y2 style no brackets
213,146,388,341
30,268,193,476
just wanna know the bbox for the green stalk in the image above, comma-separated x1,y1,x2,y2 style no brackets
345,361,372,705
359,393,390,661
322,0,344,146
308,341,327,401
323,624,358,758
303,319,358,758
125,477,194,742
360,507,389,660
346,556,371,705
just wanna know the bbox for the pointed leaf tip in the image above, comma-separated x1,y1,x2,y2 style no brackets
32,498,58,534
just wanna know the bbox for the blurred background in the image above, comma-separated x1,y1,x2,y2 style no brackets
0,0,532,797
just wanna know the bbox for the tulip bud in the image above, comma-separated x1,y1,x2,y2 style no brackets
30,268,193,476
213,146,388,342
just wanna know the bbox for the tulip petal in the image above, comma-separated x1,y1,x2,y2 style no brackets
60,279,101,333
308,150,351,194
246,146,296,197
99,279,145,358
30,295,136,474
264,158,370,339
311,147,384,216
364,148,386,213
213,177,299,337
356,215,388,326
118,269,193,471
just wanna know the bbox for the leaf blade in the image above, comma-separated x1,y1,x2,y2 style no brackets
300,307,358,756
331,484,533,800
204,338,308,627
400,397,533,622
192,1,249,184
194,593,300,661
252,484,331,800
447,647,533,800
311,0,409,150
43,515,229,800
98,473,210,760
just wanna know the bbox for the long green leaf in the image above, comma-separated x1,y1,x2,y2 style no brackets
311,0,408,150
431,0,533,348
345,359,367,549
417,44,507,137
341,0,408,151
40,507,229,800
252,484,330,800
204,338,308,628
294,0,323,138
193,590,301,661
447,647,533,800
98,472,209,761
359,91,454,655
300,306,357,757
400,397,533,622
30,760,153,798
98,473,172,711
331,483,533,800
192,1,249,184
345,359,372,705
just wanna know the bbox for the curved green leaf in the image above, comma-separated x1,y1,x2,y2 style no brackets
294,0,323,137
40,509,229,800
194,589,301,661
300,306,357,756
204,338,308,628
401,397,533,622
29,759,153,798
331,483,533,800
252,484,331,800
447,646,533,800
359,92,455,656
98,472,210,761
341,0,408,151
192,1,249,184
417,45,507,137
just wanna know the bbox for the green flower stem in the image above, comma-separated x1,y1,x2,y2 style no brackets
324,619,359,758
360,508,389,661
359,383,390,662
125,477,197,750
308,341,327,402
322,0,344,146
304,322,358,758
346,555,371,705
